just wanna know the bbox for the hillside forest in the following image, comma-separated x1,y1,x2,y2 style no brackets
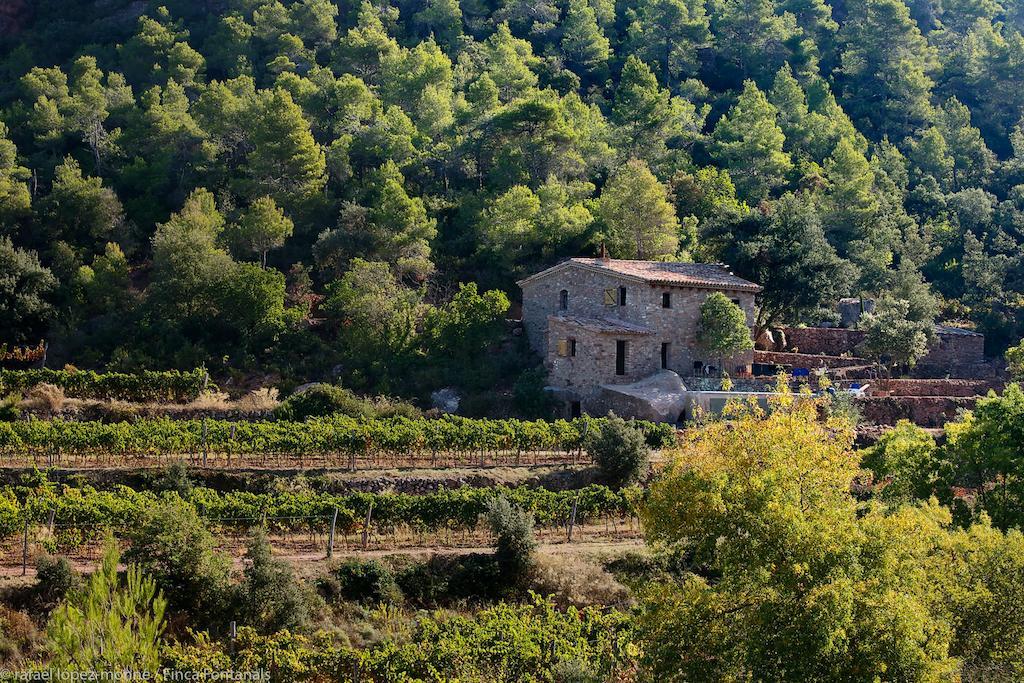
1,0,1023,405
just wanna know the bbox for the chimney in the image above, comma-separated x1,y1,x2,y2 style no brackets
599,242,610,263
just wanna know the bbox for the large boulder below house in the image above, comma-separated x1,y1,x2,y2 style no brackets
594,370,688,423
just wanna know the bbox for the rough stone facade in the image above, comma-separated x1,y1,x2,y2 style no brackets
519,258,760,413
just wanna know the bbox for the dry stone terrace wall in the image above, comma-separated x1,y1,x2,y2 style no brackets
781,326,987,374
856,396,978,427
872,378,1002,397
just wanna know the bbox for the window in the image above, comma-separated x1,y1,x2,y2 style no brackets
557,338,577,357
731,298,741,307
615,340,627,375
569,338,577,357
570,401,582,418
618,287,627,306
559,289,568,310
661,342,670,369
662,292,672,308
603,289,617,306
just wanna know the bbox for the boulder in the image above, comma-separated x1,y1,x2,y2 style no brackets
593,370,688,423
431,387,461,413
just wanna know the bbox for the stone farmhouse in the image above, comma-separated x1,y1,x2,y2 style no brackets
518,255,762,417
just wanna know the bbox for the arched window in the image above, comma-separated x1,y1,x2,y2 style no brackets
559,289,568,310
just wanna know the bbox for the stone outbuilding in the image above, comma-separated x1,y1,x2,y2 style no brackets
518,256,762,417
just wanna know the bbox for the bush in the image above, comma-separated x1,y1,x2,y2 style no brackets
274,384,419,421
34,555,80,610
0,394,20,422
154,462,193,496
487,496,536,590
396,554,501,607
513,368,555,418
236,529,319,633
124,499,232,628
861,420,937,501
325,559,402,606
588,413,651,488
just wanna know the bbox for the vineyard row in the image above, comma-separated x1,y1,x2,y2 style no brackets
0,480,638,548
0,367,211,402
0,415,676,469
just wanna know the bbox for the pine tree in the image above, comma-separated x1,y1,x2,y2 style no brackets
230,197,294,267
46,539,166,673
712,80,792,202
0,122,31,230
822,137,879,249
243,88,327,210
837,0,936,139
560,0,611,77
597,159,680,259
936,98,996,190
623,0,710,87
611,56,703,171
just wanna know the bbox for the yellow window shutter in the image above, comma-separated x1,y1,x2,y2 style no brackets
557,339,568,356
603,289,616,306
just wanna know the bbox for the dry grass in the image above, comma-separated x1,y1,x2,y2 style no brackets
529,552,632,608
0,605,42,666
22,383,66,415
186,390,233,410
235,387,280,412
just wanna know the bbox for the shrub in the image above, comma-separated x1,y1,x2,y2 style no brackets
0,606,41,666
326,559,403,606
23,383,65,414
236,529,318,633
154,462,193,496
0,394,20,422
396,554,501,607
861,420,937,501
124,499,232,627
588,413,651,488
34,555,80,610
274,384,376,421
487,496,536,590
513,368,555,418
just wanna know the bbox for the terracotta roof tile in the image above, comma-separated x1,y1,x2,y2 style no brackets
568,258,762,292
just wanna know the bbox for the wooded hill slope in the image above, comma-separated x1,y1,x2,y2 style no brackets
0,0,1021,401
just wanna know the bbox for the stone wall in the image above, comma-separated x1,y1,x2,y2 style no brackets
784,327,864,356
781,326,986,372
522,262,757,401
753,350,868,369
545,317,657,403
872,378,1001,397
856,396,978,427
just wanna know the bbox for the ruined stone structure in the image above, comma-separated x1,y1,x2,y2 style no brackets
518,257,761,416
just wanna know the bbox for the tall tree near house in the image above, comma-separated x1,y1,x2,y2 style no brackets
696,292,753,373
856,297,932,375
597,159,680,260
713,192,855,328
